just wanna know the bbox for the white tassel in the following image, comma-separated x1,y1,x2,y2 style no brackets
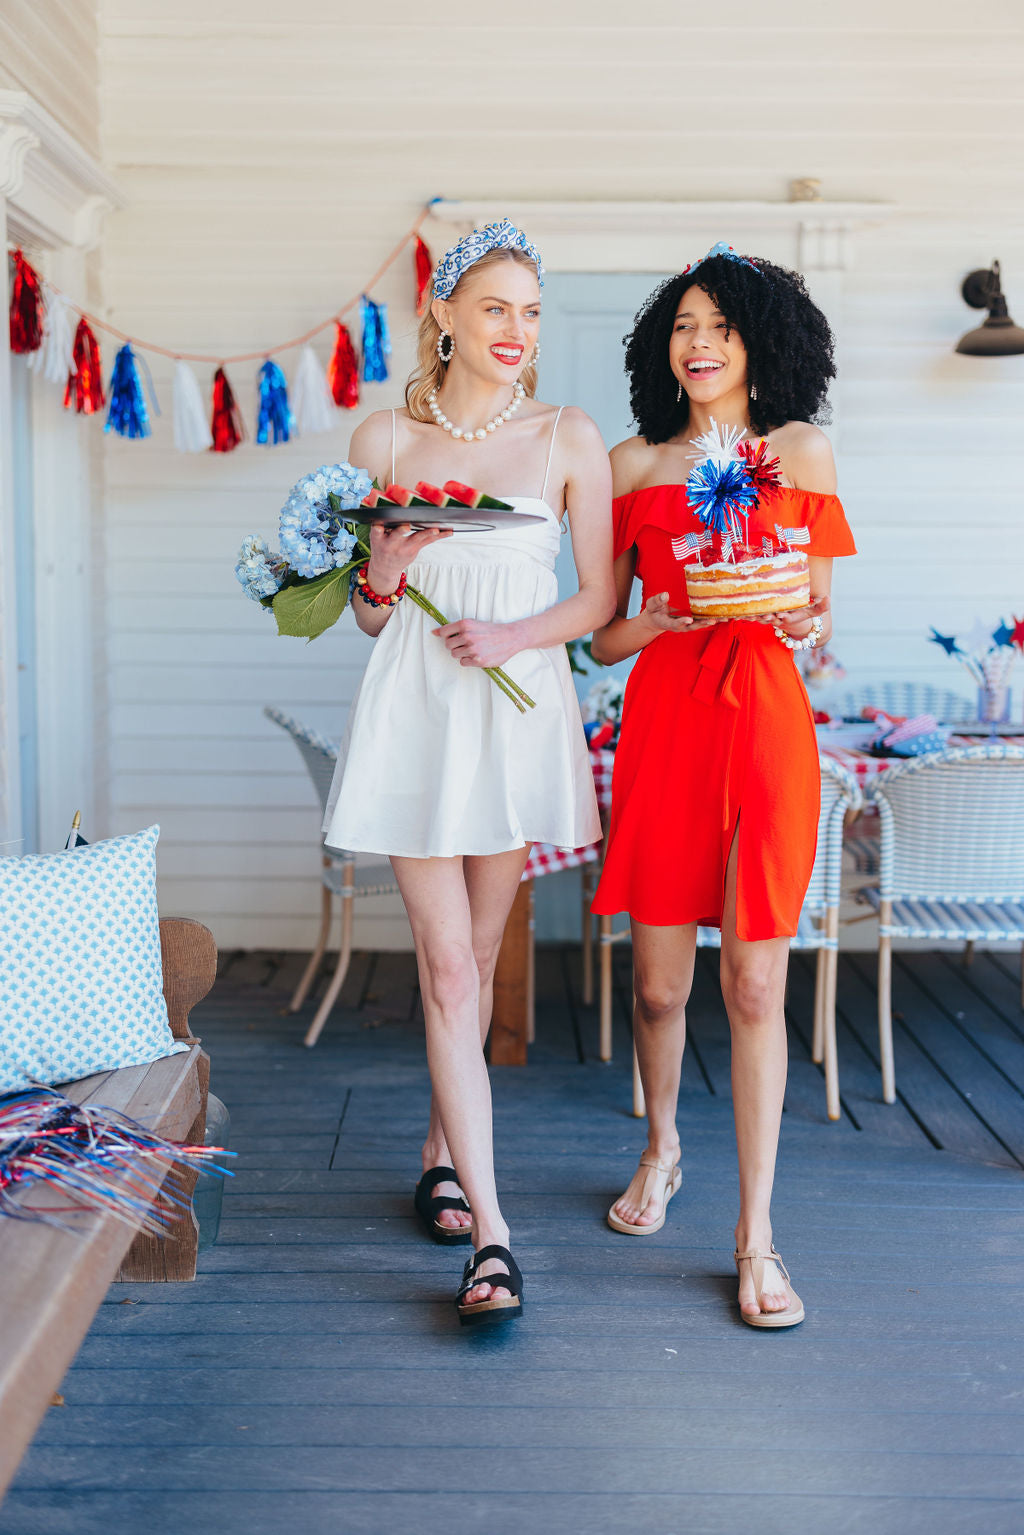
173,360,213,452
28,285,75,384
292,344,334,435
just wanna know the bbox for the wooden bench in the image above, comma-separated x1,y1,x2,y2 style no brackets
0,918,217,1497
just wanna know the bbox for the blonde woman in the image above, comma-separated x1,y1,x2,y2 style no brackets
323,222,614,1326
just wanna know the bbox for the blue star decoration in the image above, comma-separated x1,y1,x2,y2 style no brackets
928,627,962,656
993,619,1015,649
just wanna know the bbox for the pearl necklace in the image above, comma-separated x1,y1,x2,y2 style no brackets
427,382,525,442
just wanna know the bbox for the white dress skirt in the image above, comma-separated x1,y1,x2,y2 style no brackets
322,451,600,859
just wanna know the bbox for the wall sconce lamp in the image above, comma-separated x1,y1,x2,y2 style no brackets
955,261,1024,355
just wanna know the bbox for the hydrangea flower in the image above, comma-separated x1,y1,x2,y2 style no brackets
332,526,357,567
293,461,371,514
279,495,334,579
235,535,286,604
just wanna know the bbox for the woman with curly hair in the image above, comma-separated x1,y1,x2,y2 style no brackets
591,246,855,1328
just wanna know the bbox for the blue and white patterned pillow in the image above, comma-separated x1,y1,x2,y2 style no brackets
0,825,188,1095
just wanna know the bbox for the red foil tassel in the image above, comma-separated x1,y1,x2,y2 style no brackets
9,249,44,353
327,322,359,409
210,366,245,452
64,317,105,414
413,235,433,316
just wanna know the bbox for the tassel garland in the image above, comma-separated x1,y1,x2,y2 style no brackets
173,360,214,452
64,317,105,415
0,1087,233,1235
9,249,44,353
292,344,334,435
210,366,245,452
105,342,152,439
360,295,390,383
256,358,294,445
327,322,359,409
28,287,75,384
414,235,433,316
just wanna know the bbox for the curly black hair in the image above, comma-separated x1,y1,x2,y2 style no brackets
624,253,836,443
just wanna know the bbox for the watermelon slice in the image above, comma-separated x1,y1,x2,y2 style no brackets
384,483,415,507
442,480,482,508
414,481,451,507
441,480,511,511
361,488,383,508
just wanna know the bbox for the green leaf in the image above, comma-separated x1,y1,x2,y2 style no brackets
271,567,350,641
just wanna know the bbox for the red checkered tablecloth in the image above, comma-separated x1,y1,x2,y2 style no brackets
821,735,1024,785
522,747,614,881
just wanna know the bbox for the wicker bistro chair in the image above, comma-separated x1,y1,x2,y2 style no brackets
819,682,975,723
264,707,400,1048
862,744,1024,1105
598,756,862,1122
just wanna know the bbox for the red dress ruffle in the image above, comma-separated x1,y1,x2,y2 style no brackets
592,484,856,940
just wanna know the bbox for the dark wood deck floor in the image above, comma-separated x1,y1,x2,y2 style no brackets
4,943,1024,1535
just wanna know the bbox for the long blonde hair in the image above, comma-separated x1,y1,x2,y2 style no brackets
405,247,541,422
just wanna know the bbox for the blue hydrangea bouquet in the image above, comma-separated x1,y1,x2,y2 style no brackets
235,462,533,711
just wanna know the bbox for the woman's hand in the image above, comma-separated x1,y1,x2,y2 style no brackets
432,617,522,669
639,592,721,637
366,522,452,595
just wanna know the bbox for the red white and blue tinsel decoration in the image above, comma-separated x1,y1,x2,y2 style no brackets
8,249,44,353
256,358,294,446
211,366,245,453
414,234,433,316
0,1087,234,1235
327,321,359,409
105,342,154,439
360,295,391,383
685,419,758,540
64,317,105,415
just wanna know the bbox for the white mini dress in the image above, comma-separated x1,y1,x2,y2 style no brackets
322,409,600,859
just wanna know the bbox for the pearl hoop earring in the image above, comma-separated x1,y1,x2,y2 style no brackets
437,330,454,363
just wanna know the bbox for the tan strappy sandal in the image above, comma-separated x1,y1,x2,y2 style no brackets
733,1245,805,1328
607,1151,682,1235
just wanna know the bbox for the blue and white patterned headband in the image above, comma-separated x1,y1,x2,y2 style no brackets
682,241,761,277
431,219,545,302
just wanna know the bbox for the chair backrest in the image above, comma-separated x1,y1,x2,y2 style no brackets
263,707,340,817
820,682,975,723
804,755,863,913
866,745,1024,900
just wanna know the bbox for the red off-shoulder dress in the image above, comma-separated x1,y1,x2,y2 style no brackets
591,484,856,941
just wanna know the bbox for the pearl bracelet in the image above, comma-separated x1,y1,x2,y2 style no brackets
774,615,823,652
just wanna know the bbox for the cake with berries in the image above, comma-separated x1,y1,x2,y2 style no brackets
684,548,810,618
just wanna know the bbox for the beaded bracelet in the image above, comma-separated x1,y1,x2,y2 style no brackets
355,563,407,608
774,614,823,652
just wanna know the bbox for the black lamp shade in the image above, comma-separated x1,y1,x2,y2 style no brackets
955,263,1024,356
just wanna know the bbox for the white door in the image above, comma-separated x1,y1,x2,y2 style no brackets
533,271,670,942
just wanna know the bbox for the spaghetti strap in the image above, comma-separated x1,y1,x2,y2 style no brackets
390,408,397,484
540,406,565,503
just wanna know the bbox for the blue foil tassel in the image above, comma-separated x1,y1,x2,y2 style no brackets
360,295,391,383
256,358,295,445
104,342,151,439
686,459,757,538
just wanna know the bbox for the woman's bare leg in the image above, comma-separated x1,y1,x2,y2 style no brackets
719,833,792,1315
610,919,697,1226
393,847,528,1299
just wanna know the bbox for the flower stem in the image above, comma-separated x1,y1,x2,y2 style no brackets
351,534,536,711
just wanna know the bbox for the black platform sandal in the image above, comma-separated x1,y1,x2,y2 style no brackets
455,1244,524,1328
414,1165,472,1246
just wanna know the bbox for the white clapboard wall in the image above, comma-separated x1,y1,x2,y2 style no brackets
60,3,1024,946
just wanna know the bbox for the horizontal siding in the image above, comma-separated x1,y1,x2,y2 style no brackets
87,5,1024,948
0,1,100,155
